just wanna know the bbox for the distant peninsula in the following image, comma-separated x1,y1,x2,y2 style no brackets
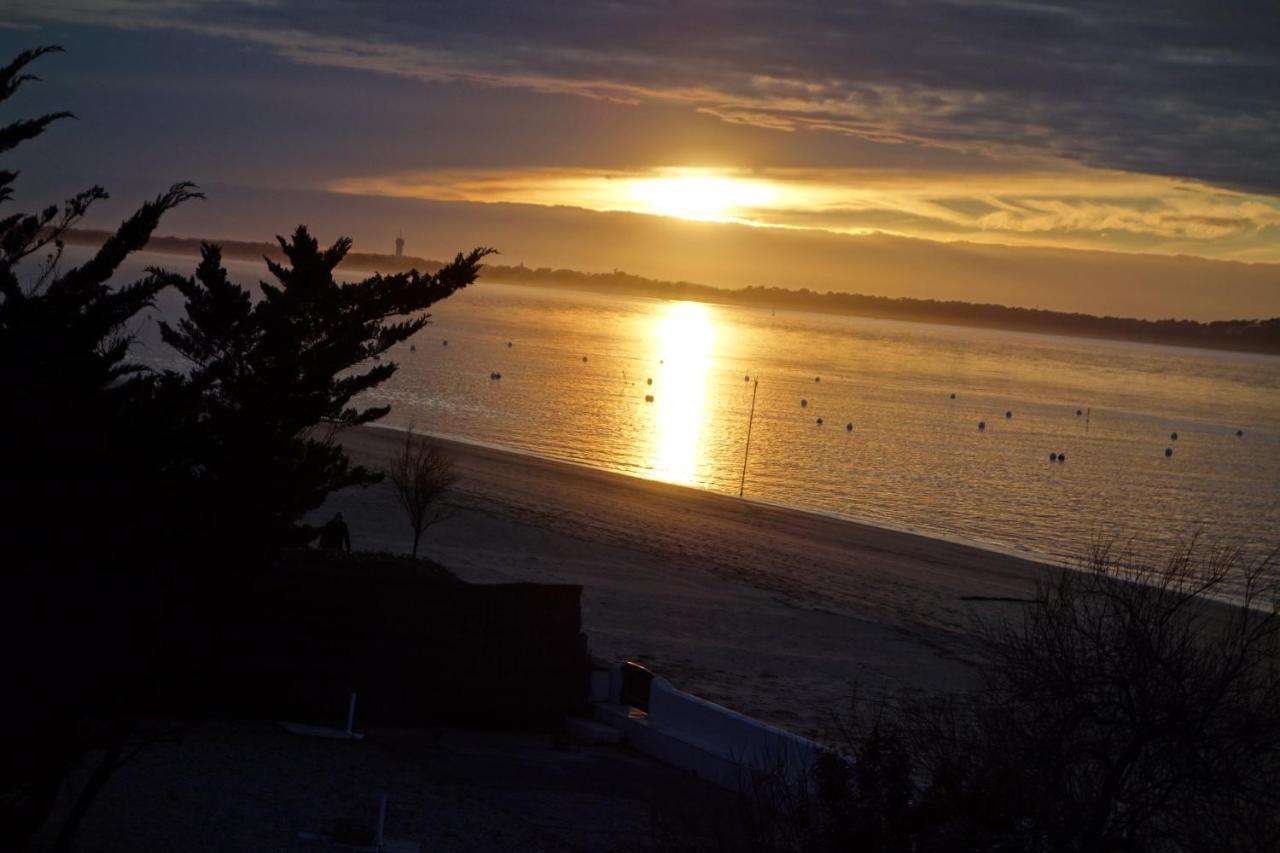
64,229,1280,355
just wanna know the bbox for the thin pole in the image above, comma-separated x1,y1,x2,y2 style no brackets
739,378,759,498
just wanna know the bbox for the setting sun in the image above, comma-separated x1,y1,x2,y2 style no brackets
624,171,778,222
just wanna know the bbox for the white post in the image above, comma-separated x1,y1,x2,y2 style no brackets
739,378,759,498
346,692,357,736
375,793,387,851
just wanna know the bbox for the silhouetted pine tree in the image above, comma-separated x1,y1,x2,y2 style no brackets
0,45,201,852
153,229,491,556
1,45,488,850
0,46,201,572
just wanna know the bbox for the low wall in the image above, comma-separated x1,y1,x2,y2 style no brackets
595,663,820,798
647,678,819,792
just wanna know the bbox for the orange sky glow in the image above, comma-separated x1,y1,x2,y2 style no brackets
5,2,1278,318
331,166,1280,263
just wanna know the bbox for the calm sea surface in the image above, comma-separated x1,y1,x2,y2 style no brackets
114,252,1280,570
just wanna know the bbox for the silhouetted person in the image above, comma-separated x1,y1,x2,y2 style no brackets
317,512,351,552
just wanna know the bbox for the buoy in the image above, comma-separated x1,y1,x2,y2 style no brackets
1049,453,1057,461
950,393,956,400
744,375,750,382
800,399,808,407
582,356,588,363
410,344,416,352
507,341,512,348
489,371,501,380
815,377,821,383
846,422,853,432
644,394,654,403
442,339,448,346
1237,429,1244,437
647,378,652,386
1165,447,1173,457
1076,409,1082,416
1058,453,1066,462
816,417,823,425
1170,432,1178,440
978,421,986,431
1005,410,1012,419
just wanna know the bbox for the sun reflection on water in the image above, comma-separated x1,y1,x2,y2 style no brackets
650,302,716,485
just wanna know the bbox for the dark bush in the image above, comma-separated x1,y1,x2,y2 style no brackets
807,542,1280,853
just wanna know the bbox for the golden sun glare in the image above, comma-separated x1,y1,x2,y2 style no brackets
624,172,778,222
650,302,716,485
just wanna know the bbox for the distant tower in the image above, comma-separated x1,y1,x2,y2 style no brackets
394,232,405,257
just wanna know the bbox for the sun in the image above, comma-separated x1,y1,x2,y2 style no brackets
624,171,777,222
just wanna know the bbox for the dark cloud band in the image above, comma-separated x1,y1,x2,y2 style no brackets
11,1,1280,194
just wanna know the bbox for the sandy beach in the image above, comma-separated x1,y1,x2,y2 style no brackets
315,426,1058,737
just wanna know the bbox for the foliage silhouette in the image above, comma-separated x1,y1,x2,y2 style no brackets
150,234,491,555
0,48,202,571
0,45,490,850
0,44,203,852
806,543,1280,853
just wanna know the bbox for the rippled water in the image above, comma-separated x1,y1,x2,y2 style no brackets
118,252,1280,568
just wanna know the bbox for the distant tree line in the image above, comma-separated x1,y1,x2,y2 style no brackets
59,227,443,276
61,230,1280,355
485,270,1280,355
729,286,1280,354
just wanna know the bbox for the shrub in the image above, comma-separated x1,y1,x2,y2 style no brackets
814,542,1280,853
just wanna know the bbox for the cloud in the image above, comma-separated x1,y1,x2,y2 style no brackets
329,165,1280,261
9,0,1280,195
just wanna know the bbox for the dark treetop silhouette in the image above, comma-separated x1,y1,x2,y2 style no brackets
149,231,492,557
0,45,491,851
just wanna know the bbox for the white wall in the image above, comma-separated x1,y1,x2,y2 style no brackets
593,665,821,800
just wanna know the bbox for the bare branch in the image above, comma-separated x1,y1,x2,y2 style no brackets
388,428,458,559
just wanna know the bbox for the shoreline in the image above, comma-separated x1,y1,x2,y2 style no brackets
357,424,1269,611
363,421,1072,573
325,424,1061,734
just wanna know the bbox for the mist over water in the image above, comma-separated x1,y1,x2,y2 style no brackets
120,251,1279,571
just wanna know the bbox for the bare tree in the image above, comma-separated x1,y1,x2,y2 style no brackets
388,429,458,559
804,540,1280,853
970,541,1280,853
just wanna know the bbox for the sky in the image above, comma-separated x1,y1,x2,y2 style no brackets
2,1,1279,319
